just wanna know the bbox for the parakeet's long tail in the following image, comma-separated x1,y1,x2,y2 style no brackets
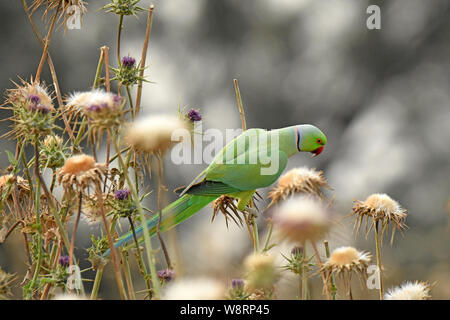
104,194,218,256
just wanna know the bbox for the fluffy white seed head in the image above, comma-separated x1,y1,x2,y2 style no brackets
272,195,332,243
124,115,188,155
163,277,225,300
385,281,432,300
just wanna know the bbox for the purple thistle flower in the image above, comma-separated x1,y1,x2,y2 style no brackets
187,109,202,122
122,56,136,68
59,255,70,267
113,94,121,104
231,279,245,289
115,188,131,201
157,269,175,282
28,94,41,105
291,246,303,256
86,104,102,112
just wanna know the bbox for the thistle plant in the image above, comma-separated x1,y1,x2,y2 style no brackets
0,1,435,301
351,193,408,299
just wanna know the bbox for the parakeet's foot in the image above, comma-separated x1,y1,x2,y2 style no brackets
227,190,256,211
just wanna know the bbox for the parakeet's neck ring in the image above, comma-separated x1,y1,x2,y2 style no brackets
295,126,301,152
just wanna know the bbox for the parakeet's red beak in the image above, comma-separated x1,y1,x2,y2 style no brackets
311,146,324,157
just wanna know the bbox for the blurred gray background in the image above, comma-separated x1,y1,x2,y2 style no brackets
0,0,449,299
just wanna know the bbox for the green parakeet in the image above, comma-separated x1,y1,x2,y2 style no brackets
108,124,326,253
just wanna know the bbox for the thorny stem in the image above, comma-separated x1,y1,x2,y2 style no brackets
95,183,127,300
126,86,135,120
347,273,353,300
127,214,152,296
103,46,111,92
117,14,124,66
90,266,104,300
112,134,161,298
311,241,332,300
68,192,82,271
120,249,136,300
301,241,308,300
135,5,154,116
233,79,247,131
29,174,42,298
93,48,106,89
156,156,172,269
324,240,337,300
262,222,273,252
374,221,384,300
35,2,61,83
31,136,71,253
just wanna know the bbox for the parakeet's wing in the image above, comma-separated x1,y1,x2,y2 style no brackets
205,129,288,190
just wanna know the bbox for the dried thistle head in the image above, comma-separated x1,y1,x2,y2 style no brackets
352,193,407,245
320,246,371,290
3,79,57,140
22,209,59,247
56,154,106,191
268,167,331,206
385,281,432,300
211,196,245,227
123,115,188,157
162,277,225,300
65,89,124,140
81,193,114,225
0,175,30,201
30,0,88,32
271,195,332,243
0,267,16,300
0,175,31,222
244,253,278,290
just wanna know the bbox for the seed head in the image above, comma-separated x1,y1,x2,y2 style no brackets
57,154,106,191
6,79,54,112
385,281,432,300
124,115,188,156
163,277,225,300
321,246,371,274
66,89,122,117
244,253,278,290
268,167,330,206
81,193,113,225
272,195,332,243
4,79,56,139
352,193,407,245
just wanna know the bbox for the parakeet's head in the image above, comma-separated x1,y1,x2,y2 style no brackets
295,124,327,156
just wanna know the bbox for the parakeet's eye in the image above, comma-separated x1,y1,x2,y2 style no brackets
316,138,322,144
